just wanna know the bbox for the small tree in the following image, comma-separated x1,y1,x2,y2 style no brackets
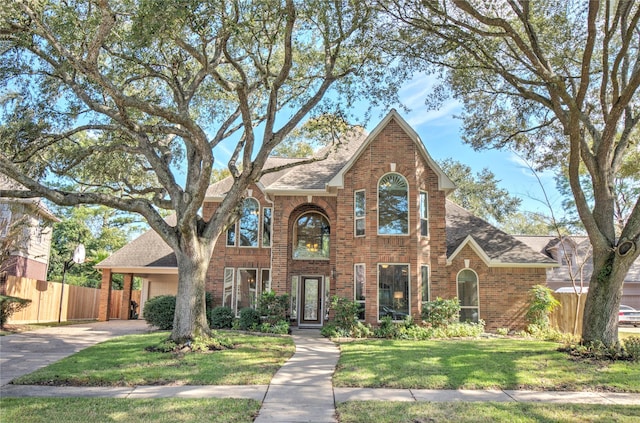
526,285,560,332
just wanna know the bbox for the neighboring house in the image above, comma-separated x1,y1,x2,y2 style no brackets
97,110,557,330
516,235,640,309
0,174,59,281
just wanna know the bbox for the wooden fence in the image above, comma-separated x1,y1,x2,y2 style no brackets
3,275,140,323
549,292,587,336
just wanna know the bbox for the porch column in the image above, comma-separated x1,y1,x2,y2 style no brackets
98,269,113,321
120,273,134,320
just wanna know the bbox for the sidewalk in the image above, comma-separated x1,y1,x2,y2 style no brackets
2,323,640,422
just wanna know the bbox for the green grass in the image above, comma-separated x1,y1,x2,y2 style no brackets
337,401,640,423
334,338,640,392
0,397,260,423
13,332,295,386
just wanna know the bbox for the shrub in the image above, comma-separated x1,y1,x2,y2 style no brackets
257,291,289,325
373,316,399,338
258,320,290,335
496,327,509,336
330,296,360,332
0,295,32,327
421,297,460,327
432,320,485,338
143,295,176,330
238,307,260,331
624,336,640,361
208,306,235,329
526,285,560,331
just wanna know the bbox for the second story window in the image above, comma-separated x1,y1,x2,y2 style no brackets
293,212,330,260
354,190,365,237
378,173,408,235
239,198,259,247
262,207,272,247
419,191,429,237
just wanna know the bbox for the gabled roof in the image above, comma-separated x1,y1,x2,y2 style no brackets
95,214,177,273
205,110,455,199
327,109,455,193
446,201,557,267
0,173,60,222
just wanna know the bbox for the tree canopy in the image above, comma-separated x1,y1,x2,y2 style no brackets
384,0,640,346
0,0,402,342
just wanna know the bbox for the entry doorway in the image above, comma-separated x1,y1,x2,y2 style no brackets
299,276,324,327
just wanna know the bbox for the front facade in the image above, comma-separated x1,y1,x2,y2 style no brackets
98,111,556,330
0,174,58,281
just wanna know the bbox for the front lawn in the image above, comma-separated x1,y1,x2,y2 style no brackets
334,338,640,392
0,398,260,423
13,331,295,386
337,401,640,423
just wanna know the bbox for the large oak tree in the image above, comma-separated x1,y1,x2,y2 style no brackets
0,0,399,342
384,0,640,346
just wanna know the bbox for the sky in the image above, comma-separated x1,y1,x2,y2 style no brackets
210,73,565,218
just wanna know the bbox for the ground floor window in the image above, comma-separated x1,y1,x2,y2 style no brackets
223,267,258,316
378,264,409,320
355,264,365,320
457,269,479,323
421,265,430,304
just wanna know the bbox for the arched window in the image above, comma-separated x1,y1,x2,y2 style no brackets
293,212,330,259
239,198,259,247
378,173,409,235
457,269,479,323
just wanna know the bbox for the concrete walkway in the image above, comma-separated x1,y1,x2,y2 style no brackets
2,322,640,422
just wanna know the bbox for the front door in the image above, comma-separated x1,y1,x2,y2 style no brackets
300,276,323,327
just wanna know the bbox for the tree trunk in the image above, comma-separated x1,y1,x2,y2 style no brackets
581,248,635,347
171,235,216,343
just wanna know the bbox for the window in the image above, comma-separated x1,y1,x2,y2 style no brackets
293,212,330,259
0,207,12,238
378,264,409,320
239,198,259,247
262,207,272,247
354,190,365,237
291,276,299,320
236,268,258,313
419,191,429,237
457,269,479,323
35,217,45,245
355,264,366,320
226,223,236,246
378,173,408,235
421,265,430,304
223,268,234,308
261,269,271,292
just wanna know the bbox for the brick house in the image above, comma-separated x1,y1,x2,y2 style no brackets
0,174,59,281
96,110,556,330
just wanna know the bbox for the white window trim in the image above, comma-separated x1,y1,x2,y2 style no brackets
262,207,272,248
354,190,366,238
292,211,331,261
421,265,430,304
377,172,410,236
239,197,260,248
260,268,271,293
226,223,237,247
236,268,259,315
354,263,366,320
377,263,411,321
456,268,480,322
419,191,429,238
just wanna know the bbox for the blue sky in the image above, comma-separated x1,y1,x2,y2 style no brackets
210,73,565,218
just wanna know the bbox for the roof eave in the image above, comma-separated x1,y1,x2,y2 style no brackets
327,109,456,193
95,265,179,274
447,235,559,268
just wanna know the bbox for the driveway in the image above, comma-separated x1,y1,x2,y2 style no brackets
0,320,150,386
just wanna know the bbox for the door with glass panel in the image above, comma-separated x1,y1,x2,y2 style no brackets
300,276,323,326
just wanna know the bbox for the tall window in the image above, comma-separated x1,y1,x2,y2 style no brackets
355,264,366,320
239,198,259,247
262,207,272,247
261,269,271,292
378,264,409,320
0,206,12,238
378,173,408,235
226,223,236,246
421,265,430,304
237,268,258,312
354,190,366,237
223,268,234,308
457,269,479,323
293,212,330,259
419,191,429,237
